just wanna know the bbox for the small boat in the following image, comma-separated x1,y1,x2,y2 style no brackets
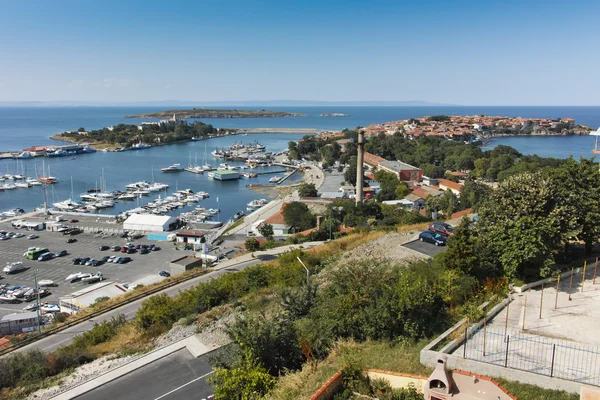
269,176,281,183
82,272,104,283
15,151,34,159
38,279,57,287
4,262,26,274
65,272,87,283
161,164,183,173
0,295,19,304
234,211,245,220
40,303,60,313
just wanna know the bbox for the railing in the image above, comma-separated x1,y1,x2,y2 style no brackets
0,268,209,357
463,326,600,387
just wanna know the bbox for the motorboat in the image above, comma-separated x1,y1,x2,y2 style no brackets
202,164,214,171
269,176,281,183
53,199,81,211
161,164,183,173
15,151,34,159
234,211,245,220
38,279,57,287
118,193,136,200
0,295,19,304
40,303,60,313
82,272,104,283
4,262,26,274
13,287,32,298
27,178,42,186
15,182,30,188
184,166,204,174
65,272,87,283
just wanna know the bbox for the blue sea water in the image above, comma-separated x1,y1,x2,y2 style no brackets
1,105,599,219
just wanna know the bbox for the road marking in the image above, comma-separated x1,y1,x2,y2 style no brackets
153,371,215,400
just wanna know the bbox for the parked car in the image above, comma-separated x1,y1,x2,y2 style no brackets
55,250,68,257
111,257,122,263
27,234,39,239
113,245,121,252
99,245,110,251
99,256,111,263
66,238,77,243
418,230,447,246
37,252,54,261
118,257,131,264
69,219,79,223
152,246,161,251
80,257,91,264
86,259,100,266
72,257,82,265
126,248,137,254
119,232,129,238
14,233,25,238
140,248,149,254
159,270,171,277
428,222,454,237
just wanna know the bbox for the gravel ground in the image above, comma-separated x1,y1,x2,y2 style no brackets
27,354,138,400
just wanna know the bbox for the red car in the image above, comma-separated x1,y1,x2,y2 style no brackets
428,222,454,237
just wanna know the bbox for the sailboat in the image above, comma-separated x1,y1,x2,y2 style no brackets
38,160,57,184
202,143,214,171
53,177,81,211
185,152,203,174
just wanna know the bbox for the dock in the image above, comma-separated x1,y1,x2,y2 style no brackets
276,169,298,184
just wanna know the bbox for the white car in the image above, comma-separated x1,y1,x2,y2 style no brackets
27,234,39,239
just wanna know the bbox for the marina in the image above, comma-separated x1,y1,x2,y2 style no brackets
0,133,305,222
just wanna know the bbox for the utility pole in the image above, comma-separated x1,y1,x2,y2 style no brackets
355,130,365,206
329,207,332,241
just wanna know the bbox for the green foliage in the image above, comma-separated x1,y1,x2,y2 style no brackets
374,170,400,202
427,115,450,122
226,312,304,375
420,163,446,178
280,283,318,320
136,293,183,331
437,218,479,275
344,156,360,185
91,296,110,307
245,237,261,252
394,182,411,199
459,179,491,211
210,363,276,400
437,189,459,217
257,223,274,241
282,201,315,232
329,200,382,228
298,182,318,197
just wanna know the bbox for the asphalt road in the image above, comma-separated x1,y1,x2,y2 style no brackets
12,257,261,354
402,239,447,257
74,349,216,400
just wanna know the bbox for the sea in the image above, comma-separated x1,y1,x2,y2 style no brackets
1,105,600,220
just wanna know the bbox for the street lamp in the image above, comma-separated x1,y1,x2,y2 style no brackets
297,257,310,286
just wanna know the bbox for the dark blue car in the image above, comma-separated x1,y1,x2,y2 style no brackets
418,230,447,246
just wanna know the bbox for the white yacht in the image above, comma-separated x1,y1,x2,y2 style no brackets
161,164,183,173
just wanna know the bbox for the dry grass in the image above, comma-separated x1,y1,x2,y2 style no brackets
395,222,430,233
265,339,431,400
89,323,151,357
308,230,387,259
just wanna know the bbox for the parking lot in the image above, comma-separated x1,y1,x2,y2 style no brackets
402,239,447,257
0,217,189,318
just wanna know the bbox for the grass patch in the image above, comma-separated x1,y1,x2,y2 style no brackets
223,218,244,234
265,339,431,400
494,378,578,400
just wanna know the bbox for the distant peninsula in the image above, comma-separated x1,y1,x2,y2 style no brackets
124,108,306,119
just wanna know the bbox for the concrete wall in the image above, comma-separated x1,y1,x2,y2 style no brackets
309,372,342,400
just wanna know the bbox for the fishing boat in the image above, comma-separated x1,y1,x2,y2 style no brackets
161,164,183,173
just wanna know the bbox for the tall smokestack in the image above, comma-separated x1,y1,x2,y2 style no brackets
356,130,365,205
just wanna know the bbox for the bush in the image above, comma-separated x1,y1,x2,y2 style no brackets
136,294,184,331
245,237,260,252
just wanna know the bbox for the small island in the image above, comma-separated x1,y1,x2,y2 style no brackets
124,108,306,119
320,113,348,117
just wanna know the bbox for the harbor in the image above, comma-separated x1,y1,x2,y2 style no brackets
0,133,306,223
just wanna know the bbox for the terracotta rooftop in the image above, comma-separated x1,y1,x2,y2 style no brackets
438,178,464,192
263,202,290,225
363,152,386,167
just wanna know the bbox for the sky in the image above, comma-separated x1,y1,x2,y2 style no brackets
0,0,599,105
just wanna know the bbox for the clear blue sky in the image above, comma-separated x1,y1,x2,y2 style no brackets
1,0,598,105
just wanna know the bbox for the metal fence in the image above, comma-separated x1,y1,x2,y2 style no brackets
463,326,600,387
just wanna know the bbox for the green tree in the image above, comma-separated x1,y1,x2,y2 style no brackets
283,202,315,233
344,156,360,185
298,183,318,197
438,217,478,274
459,179,492,211
210,363,275,400
136,293,182,331
257,223,274,241
420,163,446,178
245,237,261,252
438,190,458,217
394,182,411,199
374,170,400,202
